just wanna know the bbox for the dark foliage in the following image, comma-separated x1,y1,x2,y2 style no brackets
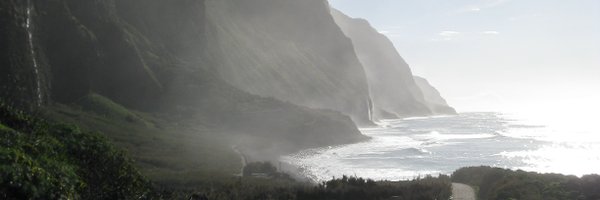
297,175,452,200
0,101,150,199
150,175,451,200
452,166,600,200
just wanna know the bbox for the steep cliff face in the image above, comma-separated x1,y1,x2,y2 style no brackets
331,9,456,118
414,76,457,114
0,0,46,110
331,9,432,119
37,0,216,110
0,0,366,158
205,0,372,125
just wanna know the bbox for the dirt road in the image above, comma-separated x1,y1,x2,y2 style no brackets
452,183,476,200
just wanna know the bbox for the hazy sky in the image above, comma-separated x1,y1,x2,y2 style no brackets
329,0,600,114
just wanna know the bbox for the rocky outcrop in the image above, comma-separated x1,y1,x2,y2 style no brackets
205,0,372,125
414,76,457,114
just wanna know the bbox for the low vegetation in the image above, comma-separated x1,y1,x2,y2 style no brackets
152,175,452,200
0,101,150,199
452,166,600,200
298,175,452,200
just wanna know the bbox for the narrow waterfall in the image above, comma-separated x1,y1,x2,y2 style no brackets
367,98,373,122
26,0,42,106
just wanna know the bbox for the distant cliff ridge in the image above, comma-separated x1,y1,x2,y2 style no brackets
413,76,457,114
331,9,456,118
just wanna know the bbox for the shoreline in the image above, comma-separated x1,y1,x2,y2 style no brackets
278,112,600,182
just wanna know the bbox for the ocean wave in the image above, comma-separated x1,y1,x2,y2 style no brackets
282,112,600,182
412,131,497,141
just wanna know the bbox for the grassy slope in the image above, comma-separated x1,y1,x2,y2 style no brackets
40,91,367,185
41,102,241,185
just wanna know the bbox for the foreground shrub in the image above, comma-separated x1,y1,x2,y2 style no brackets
0,101,150,199
452,166,600,200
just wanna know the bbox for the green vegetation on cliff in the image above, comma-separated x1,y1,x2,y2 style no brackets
75,93,144,123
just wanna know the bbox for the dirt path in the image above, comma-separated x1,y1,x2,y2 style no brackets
452,183,476,200
232,146,247,176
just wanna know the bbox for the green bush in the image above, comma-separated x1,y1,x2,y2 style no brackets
150,175,451,200
0,146,80,199
297,175,452,200
0,101,150,199
452,166,599,200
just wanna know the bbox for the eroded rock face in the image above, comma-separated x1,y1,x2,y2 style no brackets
331,9,456,118
205,0,373,125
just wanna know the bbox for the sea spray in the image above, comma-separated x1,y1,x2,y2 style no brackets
25,0,42,106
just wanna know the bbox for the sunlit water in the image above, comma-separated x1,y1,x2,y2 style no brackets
282,112,600,182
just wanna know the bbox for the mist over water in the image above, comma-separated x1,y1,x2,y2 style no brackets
283,112,600,182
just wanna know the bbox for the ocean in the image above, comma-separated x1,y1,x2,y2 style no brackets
282,112,600,182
